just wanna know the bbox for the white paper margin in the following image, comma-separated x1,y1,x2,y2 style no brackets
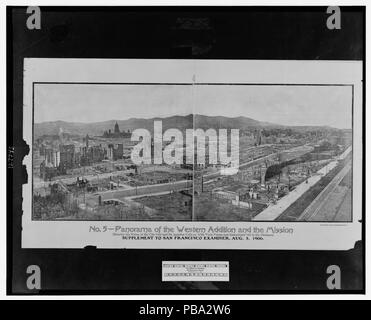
22,59,362,250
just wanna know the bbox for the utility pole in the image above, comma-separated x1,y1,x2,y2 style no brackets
259,165,262,184
95,173,100,191
191,178,196,221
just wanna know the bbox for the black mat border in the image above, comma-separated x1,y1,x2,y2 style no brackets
6,6,365,295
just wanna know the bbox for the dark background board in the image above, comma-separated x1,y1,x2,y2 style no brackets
7,6,365,294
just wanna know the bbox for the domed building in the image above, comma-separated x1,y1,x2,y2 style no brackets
102,122,131,138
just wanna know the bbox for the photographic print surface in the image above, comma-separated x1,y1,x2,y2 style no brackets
9,7,364,294
32,82,353,222
22,59,362,250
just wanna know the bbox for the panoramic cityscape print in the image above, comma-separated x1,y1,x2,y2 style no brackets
32,83,353,222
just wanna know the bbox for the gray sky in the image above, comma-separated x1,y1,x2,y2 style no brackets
34,83,352,129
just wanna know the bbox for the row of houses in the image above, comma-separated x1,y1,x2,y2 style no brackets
39,141,125,181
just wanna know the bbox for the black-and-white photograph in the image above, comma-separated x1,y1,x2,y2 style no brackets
7,5,365,295
32,82,353,222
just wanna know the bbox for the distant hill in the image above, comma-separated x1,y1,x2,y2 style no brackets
33,114,325,138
